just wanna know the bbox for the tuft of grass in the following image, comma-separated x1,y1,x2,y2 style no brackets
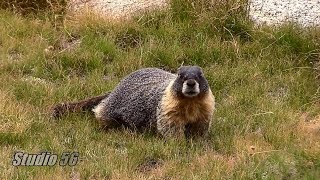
0,0,67,15
115,26,145,50
0,0,320,179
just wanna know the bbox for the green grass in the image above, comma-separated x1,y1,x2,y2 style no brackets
1,0,320,179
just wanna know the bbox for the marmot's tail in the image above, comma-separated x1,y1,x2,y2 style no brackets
51,93,110,118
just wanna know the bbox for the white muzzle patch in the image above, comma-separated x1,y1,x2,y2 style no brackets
182,80,200,97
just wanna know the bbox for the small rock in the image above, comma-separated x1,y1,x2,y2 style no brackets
249,0,320,27
137,157,163,173
44,45,54,54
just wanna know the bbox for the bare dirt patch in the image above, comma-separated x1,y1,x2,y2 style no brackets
67,0,168,20
299,113,320,137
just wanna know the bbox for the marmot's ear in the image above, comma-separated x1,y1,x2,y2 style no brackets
191,65,203,73
177,65,185,73
177,63,184,72
195,65,203,72
200,67,204,73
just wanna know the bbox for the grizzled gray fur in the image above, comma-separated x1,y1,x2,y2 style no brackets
53,66,215,138
93,68,176,130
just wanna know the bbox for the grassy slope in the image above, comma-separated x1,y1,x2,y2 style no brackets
0,0,320,179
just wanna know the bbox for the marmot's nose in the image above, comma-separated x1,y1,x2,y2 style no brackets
186,80,196,87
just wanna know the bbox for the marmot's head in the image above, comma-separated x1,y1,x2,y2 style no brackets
172,66,209,98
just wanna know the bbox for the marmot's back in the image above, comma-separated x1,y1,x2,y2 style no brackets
94,68,176,129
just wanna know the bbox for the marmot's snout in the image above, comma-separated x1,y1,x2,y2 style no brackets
182,79,200,97
173,66,209,98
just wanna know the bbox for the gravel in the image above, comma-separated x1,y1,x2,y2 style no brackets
248,0,320,27
67,0,168,19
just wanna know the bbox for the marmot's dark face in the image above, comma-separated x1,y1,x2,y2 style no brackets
172,66,209,98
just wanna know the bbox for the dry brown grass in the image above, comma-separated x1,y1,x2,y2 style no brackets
0,89,33,133
0,0,67,15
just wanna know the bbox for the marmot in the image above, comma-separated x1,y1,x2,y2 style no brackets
52,66,215,138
